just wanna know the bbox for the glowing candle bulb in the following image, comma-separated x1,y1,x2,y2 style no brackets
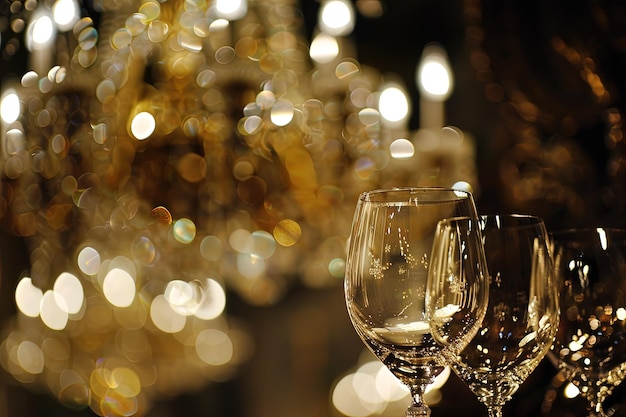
215,0,248,21
319,0,355,36
53,0,80,32
1,90,20,124
416,44,453,129
379,85,409,124
26,8,56,74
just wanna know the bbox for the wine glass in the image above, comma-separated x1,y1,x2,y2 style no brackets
344,187,489,417
442,214,560,417
549,228,626,417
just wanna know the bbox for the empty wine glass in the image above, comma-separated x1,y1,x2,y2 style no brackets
344,187,489,417
442,214,560,417
549,228,626,416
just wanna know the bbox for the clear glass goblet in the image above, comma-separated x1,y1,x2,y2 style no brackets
344,187,489,417
549,228,626,417
443,214,560,417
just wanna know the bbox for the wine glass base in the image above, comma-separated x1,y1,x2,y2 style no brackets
406,405,431,417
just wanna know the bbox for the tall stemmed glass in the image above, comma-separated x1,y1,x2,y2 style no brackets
549,228,626,417
442,214,560,417
345,187,489,417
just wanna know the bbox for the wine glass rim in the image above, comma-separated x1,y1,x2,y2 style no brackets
438,213,546,229
359,186,473,202
480,213,541,219
480,213,545,225
550,227,626,235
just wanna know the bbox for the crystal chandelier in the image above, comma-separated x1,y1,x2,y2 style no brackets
0,0,478,415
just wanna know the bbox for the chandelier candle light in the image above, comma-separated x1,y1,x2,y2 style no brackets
416,43,453,130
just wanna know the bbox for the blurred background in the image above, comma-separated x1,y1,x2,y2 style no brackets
0,0,625,416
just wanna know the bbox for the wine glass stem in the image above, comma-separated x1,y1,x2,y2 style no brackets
406,384,431,417
488,406,503,417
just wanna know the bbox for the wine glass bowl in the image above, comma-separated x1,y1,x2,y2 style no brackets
549,228,626,417
443,214,559,417
344,187,489,417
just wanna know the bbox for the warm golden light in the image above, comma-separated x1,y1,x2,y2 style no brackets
417,44,453,101
0,90,20,124
237,253,265,279
28,14,55,48
150,295,186,333
15,277,43,318
103,268,136,308
195,329,233,365
53,272,84,314
374,363,408,402
173,218,197,244
130,111,156,140
452,181,473,193
77,246,101,276
358,108,380,126
333,373,379,416
564,382,580,399
310,33,340,64
164,280,197,315
193,279,227,320
40,290,69,330
251,231,277,258
273,219,302,247
379,85,409,124
568,339,584,352
17,341,44,375
419,61,451,97
597,227,608,250
331,358,450,417
53,0,80,31
270,99,295,126
215,0,248,21
319,0,355,36
389,138,414,158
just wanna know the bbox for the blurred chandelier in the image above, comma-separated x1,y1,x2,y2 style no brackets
0,0,477,415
